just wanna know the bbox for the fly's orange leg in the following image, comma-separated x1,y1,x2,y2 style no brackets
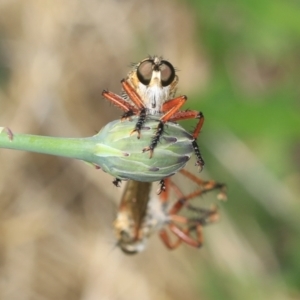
169,110,205,171
121,80,145,109
160,223,202,249
103,80,147,138
160,206,218,249
102,89,138,120
121,80,147,139
159,229,183,249
178,169,227,201
186,205,219,225
160,96,187,122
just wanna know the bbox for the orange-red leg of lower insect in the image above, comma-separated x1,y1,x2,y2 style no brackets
165,175,201,216
160,223,203,249
158,180,202,248
158,172,197,217
187,205,220,224
165,170,226,217
159,228,183,250
164,207,219,249
179,169,227,201
159,170,225,250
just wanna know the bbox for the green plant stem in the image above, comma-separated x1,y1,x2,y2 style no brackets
0,131,98,164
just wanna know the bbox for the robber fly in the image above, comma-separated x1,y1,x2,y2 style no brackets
114,169,226,254
102,56,205,171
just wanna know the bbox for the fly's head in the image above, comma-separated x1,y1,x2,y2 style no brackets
114,211,147,254
126,56,178,115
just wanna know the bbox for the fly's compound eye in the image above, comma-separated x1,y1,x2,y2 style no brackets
137,59,153,85
136,59,176,87
160,60,176,87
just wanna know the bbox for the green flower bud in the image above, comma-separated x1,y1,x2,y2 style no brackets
93,117,194,182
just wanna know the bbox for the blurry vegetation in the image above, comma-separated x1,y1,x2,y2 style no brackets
0,0,299,299
185,0,300,297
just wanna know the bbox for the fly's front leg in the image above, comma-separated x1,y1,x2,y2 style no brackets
102,81,147,138
121,80,147,139
142,120,164,158
142,95,187,158
102,89,138,120
130,108,146,139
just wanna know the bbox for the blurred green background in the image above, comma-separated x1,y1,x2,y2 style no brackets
0,0,299,299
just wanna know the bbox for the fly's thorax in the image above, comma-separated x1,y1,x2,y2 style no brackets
137,83,171,115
